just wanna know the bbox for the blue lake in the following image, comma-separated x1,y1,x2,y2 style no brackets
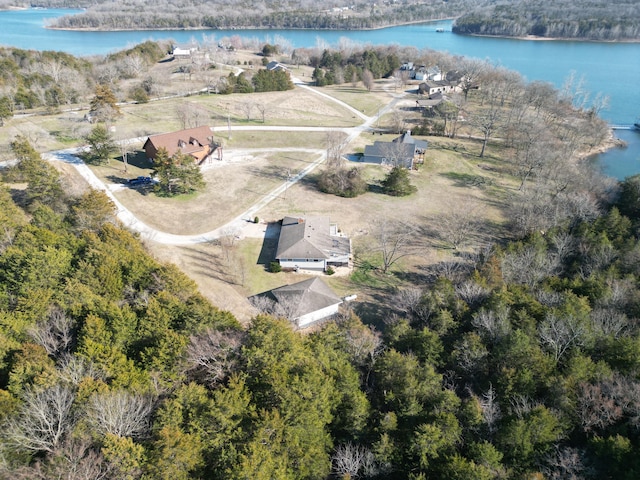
1,8,639,178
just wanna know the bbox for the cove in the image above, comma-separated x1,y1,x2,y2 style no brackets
0,8,638,178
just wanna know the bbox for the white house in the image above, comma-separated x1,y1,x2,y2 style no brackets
275,216,350,272
252,277,343,328
173,47,196,58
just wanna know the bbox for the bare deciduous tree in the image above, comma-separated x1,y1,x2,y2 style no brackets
458,57,489,101
8,438,111,480
455,280,489,308
27,306,75,359
470,102,503,158
542,446,590,480
325,130,345,167
256,102,267,123
175,102,208,129
336,313,384,368
250,294,300,324
87,391,154,438
369,219,417,274
361,69,374,92
480,384,501,437
332,443,377,479
391,287,423,317
5,384,76,453
538,313,586,362
472,307,511,344
121,53,145,78
576,381,623,432
387,109,406,136
437,205,482,250
56,355,104,386
185,328,244,387
501,245,560,288
240,101,253,122
590,308,629,339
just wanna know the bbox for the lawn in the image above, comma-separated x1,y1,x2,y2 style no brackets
103,150,325,235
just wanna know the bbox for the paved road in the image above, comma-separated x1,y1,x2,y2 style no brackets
45,78,404,245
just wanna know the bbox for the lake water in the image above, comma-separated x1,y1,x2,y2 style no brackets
1,8,639,178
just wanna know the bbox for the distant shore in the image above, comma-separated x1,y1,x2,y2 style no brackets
45,17,455,33
461,31,640,44
46,21,640,43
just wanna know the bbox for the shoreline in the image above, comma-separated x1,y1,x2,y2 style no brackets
45,17,455,33
460,31,640,44
581,129,627,160
46,24,640,44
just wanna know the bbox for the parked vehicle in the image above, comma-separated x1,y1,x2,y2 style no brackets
128,176,153,186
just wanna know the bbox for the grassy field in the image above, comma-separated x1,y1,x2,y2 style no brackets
93,149,325,234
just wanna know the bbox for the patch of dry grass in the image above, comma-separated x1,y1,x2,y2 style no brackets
103,150,324,234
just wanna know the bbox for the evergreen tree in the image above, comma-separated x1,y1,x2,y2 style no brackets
382,166,417,196
89,84,121,123
153,149,205,196
83,124,117,165
0,95,12,126
10,135,65,211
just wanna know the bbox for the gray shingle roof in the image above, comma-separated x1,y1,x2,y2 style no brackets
276,216,349,261
392,131,429,149
269,277,342,318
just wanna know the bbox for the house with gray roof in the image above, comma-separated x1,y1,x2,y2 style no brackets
362,131,428,169
250,277,343,328
419,80,458,97
266,61,288,72
275,216,350,272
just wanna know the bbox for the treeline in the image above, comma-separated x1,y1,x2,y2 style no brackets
0,47,92,112
0,40,170,119
218,69,293,94
453,0,640,40
40,0,483,30
308,48,401,87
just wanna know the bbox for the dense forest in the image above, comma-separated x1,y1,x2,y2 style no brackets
453,0,640,41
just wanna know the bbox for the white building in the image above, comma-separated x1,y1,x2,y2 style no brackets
275,216,350,272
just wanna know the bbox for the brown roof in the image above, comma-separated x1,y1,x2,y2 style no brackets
144,126,213,158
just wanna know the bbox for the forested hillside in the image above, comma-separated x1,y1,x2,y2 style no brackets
453,0,640,40
4,0,639,38
8,0,481,30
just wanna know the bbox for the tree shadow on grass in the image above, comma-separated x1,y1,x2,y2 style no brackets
440,171,494,188
352,296,389,330
106,174,130,185
180,245,237,285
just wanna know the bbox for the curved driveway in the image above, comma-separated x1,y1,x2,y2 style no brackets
46,77,402,245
